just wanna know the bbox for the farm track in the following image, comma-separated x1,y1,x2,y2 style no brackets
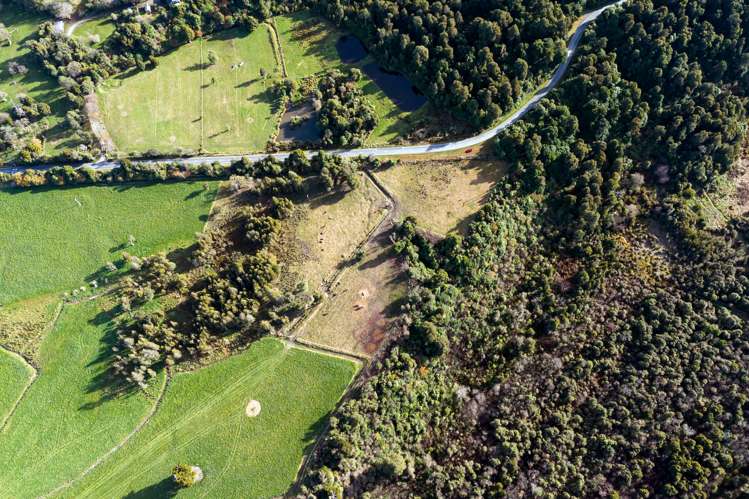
1,1,626,175
40,372,170,499
0,300,63,432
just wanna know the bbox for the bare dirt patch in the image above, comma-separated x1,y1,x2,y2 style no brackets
374,157,506,235
278,100,320,143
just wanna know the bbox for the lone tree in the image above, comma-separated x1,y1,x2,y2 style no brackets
207,50,218,66
172,464,203,488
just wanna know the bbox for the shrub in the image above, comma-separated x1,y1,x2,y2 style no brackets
172,464,195,488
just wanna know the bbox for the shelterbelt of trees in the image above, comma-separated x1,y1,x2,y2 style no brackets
299,0,749,497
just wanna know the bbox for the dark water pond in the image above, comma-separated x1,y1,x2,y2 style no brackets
336,35,367,63
336,35,427,112
361,63,427,112
279,101,321,143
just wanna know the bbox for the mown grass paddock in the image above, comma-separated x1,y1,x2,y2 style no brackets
0,181,218,306
0,299,165,498
64,338,358,499
98,25,279,155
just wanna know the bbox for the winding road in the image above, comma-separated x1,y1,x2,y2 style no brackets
2,1,625,175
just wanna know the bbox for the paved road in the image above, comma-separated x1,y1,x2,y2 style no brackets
3,1,625,175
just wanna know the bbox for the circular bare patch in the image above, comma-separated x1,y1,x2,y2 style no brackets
245,399,261,417
169,135,177,143
192,465,204,483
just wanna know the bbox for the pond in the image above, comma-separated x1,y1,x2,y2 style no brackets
336,35,427,113
335,35,367,63
361,63,427,112
278,100,321,143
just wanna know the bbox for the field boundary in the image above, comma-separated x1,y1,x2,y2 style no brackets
0,347,37,433
40,370,170,498
0,298,64,433
287,337,369,363
266,20,288,79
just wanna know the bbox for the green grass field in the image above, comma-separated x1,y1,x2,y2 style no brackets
0,299,165,498
99,26,279,155
0,9,79,157
0,348,34,426
275,11,428,145
74,16,116,46
64,338,358,499
0,181,218,306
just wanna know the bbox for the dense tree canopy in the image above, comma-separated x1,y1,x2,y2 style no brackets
300,1,749,497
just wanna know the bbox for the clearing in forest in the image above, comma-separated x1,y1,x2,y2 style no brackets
273,172,390,293
63,338,358,499
0,181,218,306
274,11,430,145
0,299,165,499
73,16,116,46
98,25,279,155
374,158,506,235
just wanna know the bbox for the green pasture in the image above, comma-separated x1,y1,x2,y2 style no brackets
98,25,279,155
0,348,33,426
0,299,165,498
65,338,358,499
74,16,116,46
0,181,218,306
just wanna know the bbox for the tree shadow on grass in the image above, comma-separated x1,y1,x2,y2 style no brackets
79,301,143,409
123,476,179,499
287,410,333,495
307,189,346,209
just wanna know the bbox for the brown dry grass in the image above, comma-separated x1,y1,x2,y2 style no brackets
0,294,60,364
273,173,389,293
298,230,406,356
375,158,505,235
